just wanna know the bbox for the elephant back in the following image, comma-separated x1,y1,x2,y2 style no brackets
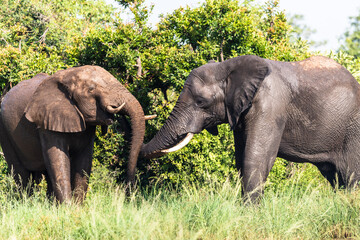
1,74,49,129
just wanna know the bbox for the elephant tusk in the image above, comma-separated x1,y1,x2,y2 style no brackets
160,133,194,153
144,114,157,120
106,102,125,114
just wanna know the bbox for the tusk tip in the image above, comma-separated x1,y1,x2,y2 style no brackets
145,114,157,120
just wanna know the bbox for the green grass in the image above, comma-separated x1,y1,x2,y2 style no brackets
0,169,359,240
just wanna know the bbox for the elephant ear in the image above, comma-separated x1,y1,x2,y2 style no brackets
25,73,86,133
225,55,271,129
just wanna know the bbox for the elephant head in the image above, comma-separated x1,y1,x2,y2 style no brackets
24,65,146,183
141,55,270,158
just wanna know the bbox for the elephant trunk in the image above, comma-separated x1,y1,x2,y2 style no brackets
119,91,145,184
141,106,192,158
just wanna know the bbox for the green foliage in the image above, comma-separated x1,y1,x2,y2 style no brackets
0,0,114,50
267,158,326,191
157,0,309,62
0,147,8,186
287,14,327,48
0,45,67,86
92,124,129,182
340,9,360,58
0,0,114,92
328,51,360,82
140,125,238,185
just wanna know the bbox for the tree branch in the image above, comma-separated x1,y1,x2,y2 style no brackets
220,39,224,62
135,56,142,77
39,27,49,44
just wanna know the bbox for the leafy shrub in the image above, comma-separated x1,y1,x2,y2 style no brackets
92,124,129,182
328,51,360,81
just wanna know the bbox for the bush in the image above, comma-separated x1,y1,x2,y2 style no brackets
328,51,360,82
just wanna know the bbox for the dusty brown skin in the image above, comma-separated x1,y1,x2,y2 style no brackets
0,66,145,203
141,55,360,202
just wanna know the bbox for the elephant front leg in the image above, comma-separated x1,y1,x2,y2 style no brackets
71,137,95,203
39,130,72,203
234,118,285,202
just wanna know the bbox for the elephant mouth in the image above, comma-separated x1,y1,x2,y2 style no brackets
105,118,114,125
103,111,115,125
99,103,126,125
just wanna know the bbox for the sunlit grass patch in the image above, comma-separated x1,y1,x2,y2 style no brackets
0,170,359,239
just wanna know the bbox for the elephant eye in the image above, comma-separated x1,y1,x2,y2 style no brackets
195,97,209,107
88,85,95,93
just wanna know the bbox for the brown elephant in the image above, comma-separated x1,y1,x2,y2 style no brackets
0,65,149,203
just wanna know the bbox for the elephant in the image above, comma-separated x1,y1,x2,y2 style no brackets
141,55,360,201
0,65,151,203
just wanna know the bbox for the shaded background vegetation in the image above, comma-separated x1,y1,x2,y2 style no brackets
1,0,360,190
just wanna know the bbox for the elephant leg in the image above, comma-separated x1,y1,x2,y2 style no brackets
2,144,30,188
340,132,360,189
39,130,71,203
0,116,31,188
233,127,246,173
314,162,345,188
44,172,54,199
71,137,95,203
236,118,285,202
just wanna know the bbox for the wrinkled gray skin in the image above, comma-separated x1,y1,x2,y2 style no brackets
0,66,145,203
141,55,360,201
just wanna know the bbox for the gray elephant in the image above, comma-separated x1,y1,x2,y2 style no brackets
0,66,149,203
141,55,360,201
